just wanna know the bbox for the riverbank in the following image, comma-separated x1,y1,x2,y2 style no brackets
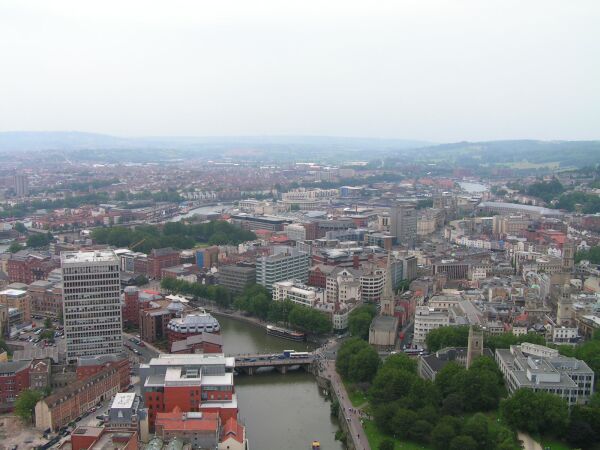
207,305,327,345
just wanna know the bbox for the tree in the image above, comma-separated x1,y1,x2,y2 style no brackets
463,413,490,449
14,389,42,423
381,352,417,374
370,367,415,404
44,317,53,329
449,435,477,450
566,420,596,448
390,408,417,439
378,439,394,450
14,222,27,233
39,330,55,342
8,241,22,253
336,338,380,382
348,304,376,340
347,346,380,383
409,419,433,443
431,422,456,450
134,275,149,286
500,389,569,435
26,232,53,248
425,326,470,351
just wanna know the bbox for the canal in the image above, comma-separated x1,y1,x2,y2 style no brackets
217,315,344,450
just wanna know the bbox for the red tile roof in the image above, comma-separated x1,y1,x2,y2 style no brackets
221,417,244,443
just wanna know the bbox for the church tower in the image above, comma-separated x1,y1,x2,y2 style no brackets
466,325,483,369
562,240,575,271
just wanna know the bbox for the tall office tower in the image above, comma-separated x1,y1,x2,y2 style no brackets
61,250,123,364
14,174,29,197
390,202,417,248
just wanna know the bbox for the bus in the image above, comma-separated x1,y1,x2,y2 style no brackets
290,351,311,359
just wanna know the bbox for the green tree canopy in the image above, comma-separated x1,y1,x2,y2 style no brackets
500,389,569,435
14,389,43,423
348,304,376,340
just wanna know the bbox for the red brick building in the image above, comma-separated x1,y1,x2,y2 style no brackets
148,248,180,280
140,307,175,343
0,360,31,412
35,361,130,431
69,427,138,450
308,265,335,288
76,355,130,392
141,354,237,431
7,251,57,284
170,333,223,354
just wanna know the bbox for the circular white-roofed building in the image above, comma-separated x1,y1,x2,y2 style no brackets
166,309,221,344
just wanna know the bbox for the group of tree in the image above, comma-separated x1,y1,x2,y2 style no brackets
575,245,600,264
161,279,332,335
92,220,255,254
233,284,331,335
26,232,54,249
113,189,183,203
525,178,565,202
348,304,376,340
161,277,233,308
425,325,545,353
500,389,600,449
335,338,380,383
556,191,600,213
367,352,519,450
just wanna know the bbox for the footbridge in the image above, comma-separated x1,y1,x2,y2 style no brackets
233,353,316,375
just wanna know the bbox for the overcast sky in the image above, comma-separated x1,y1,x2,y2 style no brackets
1,1,599,142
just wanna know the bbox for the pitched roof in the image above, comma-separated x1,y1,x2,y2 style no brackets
221,417,244,443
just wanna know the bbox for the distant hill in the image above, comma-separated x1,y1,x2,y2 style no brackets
0,131,429,152
0,132,598,167
386,140,600,168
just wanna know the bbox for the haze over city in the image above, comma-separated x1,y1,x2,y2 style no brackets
1,0,600,141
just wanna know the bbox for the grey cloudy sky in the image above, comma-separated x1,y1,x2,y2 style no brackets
1,0,599,142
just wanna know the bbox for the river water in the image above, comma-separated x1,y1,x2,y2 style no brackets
217,315,343,450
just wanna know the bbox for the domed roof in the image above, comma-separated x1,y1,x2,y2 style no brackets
167,311,220,334
167,298,185,313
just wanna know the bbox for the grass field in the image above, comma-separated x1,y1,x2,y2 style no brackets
363,420,432,450
343,380,369,407
501,161,561,169
535,435,575,450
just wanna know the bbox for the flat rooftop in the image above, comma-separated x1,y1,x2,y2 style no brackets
61,250,118,264
111,392,136,409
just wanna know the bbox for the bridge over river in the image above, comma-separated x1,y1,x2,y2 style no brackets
233,353,316,375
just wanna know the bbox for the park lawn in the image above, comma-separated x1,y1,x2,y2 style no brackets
343,380,368,407
535,435,575,450
363,419,432,450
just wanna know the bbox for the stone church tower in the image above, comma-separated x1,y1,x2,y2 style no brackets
466,326,483,369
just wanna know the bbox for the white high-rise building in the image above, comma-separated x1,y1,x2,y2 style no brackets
61,250,123,364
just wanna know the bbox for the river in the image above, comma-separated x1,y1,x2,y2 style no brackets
217,315,344,450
